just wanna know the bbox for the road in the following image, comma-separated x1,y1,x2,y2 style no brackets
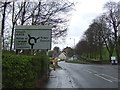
46,61,119,88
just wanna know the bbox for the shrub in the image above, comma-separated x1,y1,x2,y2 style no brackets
2,51,49,88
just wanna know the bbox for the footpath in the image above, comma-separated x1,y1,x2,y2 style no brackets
44,68,74,88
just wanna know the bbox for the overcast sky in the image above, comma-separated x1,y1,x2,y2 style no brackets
52,0,120,50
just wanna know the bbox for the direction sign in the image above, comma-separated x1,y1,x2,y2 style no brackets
15,25,52,50
111,56,116,60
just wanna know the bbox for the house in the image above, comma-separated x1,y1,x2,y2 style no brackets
58,52,67,61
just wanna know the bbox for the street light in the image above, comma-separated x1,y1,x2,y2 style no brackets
70,38,76,60
70,38,75,48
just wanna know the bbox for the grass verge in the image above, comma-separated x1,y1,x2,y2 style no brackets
66,60,89,64
66,60,112,65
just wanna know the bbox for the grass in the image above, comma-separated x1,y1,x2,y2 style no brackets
102,47,110,60
80,47,120,61
66,60,89,64
66,60,112,65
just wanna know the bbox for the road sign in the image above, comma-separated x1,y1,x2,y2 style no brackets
111,56,116,60
52,59,57,63
15,25,52,50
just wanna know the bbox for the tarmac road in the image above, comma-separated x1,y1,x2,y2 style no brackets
45,61,119,88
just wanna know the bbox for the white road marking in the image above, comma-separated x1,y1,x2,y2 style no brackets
101,74,117,80
95,74,113,83
87,70,92,73
87,69,99,74
87,69,119,82
101,74,119,82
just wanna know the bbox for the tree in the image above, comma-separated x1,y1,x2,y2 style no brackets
77,18,112,60
0,1,11,49
75,13,115,61
1,0,74,51
48,50,54,57
10,1,24,50
75,39,89,57
15,1,74,39
75,1,120,61
29,1,74,40
84,16,115,60
63,47,73,57
53,46,60,58
93,15,115,60
104,1,120,61
84,22,101,59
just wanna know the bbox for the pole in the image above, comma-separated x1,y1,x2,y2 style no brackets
73,38,75,59
46,49,49,79
70,38,75,59
74,38,75,48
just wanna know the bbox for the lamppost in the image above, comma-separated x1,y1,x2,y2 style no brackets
70,38,75,48
70,38,75,60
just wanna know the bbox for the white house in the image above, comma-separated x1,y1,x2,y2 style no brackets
58,52,67,60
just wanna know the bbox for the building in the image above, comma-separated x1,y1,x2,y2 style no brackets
58,52,67,61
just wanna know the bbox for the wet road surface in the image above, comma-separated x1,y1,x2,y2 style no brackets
45,61,119,88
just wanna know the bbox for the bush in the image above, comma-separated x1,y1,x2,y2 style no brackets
31,52,49,79
2,51,49,88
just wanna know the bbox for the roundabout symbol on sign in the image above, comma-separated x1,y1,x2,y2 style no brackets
28,34,40,49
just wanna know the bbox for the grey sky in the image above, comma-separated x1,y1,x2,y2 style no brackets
52,0,120,50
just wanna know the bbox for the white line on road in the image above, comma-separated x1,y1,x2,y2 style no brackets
101,74,117,80
87,70,92,73
87,69,99,74
94,74,113,83
101,74,119,82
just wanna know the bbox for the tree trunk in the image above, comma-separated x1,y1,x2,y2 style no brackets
113,17,119,63
99,45,103,60
1,2,7,49
16,2,26,54
115,45,120,63
99,49,102,60
10,2,15,50
10,24,15,50
109,53,112,63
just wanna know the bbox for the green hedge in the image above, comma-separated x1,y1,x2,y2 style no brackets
2,51,49,88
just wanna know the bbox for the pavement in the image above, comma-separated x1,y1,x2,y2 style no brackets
45,68,74,88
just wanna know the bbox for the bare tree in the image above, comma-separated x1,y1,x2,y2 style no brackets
84,22,102,59
94,15,115,60
75,39,89,57
53,46,60,58
0,1,11,49
3,0,74,52
63,47,74,57
10,2,23,50
30,1,74,40
10,1,34,50
74,1,119,62
104,1,120,61
77,17,113,61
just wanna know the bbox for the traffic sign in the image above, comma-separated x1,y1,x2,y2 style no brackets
52,59,57,63
15,25,52,50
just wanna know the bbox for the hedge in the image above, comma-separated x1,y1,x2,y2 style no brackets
2,51,49,88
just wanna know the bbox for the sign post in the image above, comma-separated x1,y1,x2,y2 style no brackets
15,25,52,50
15,25,52,79
111,56,117,65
